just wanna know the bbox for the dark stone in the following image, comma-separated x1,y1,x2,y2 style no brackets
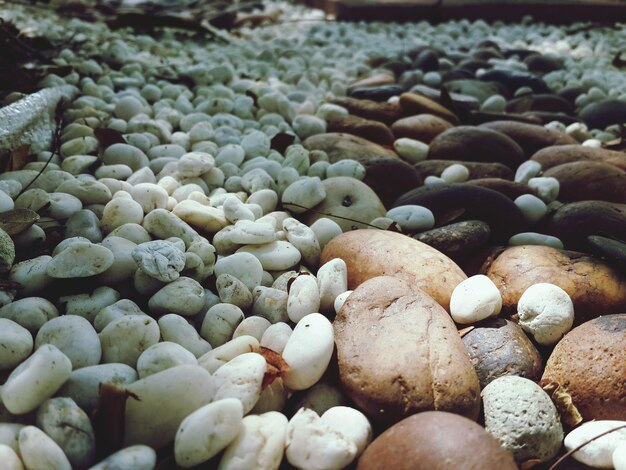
472,48,503,61
361,156,422,207
381,60,409,79
587,235,626,272
506,94,575,115
502,48,537,60
413,220,491,258
523,53,563,74
466,178,533,199
327,115,395,146
441,69,475,82
522,112,580,125
410,84,480,112
479,69,551,94
457,59,492,73
348,84,405,102
579,99,626,129
413,49,439,72
559,86,586,103
414,160,514,181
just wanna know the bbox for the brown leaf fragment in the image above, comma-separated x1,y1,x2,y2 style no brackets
5,145,34,172
92,382,139,460
0,209,40,235
458,326,475,338
521,459,543,470
542,381,583,427
271,132,296,154
386,222,403,233
94,127,126,151
259,346,289,389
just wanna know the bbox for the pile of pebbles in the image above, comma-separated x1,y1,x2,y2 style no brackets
0,1,625,469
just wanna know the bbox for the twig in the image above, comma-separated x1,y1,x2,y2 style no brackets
282,202,387,230
548,423,626,470
16,101,65,198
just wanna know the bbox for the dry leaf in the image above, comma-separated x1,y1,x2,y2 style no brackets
259,346,289,389
0,209,40,235
92,382,139,460
271,132,296,154
4,145,34,172
94,127,126,151
520,459,542,470
458,326,475,338
542,381,583,427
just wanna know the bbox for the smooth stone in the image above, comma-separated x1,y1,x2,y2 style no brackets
514,194,547,225
541,314,626,421
47,242,114,278
99,315,160,367
148,276,205,316
482,376,563,463
137,342,197,379
508,232,564,249
35,315,101,369
564,421,626,469
1,345,72,414
360,156,422,207
524,54,563,73
587,235,626,271
357,411,517,470
349,84,404,102
282,313,334,391
415,160,514,180
580,99,626,129
444,79,502,104
427,126,526,169
19,426,72,470
237,241,301,271
0,444,22,470
212,352,266,414
142,209,201,249
8,257,54,298
227,220,276,245
531,145,626,172
201,304,245,348
479,69,550,94
214,252,263,291
413,220,491,258
292,115,327,140
89,445,156,470
218,411,288,470
158,314,211,358
216,274,253,310
132,240,185,282
450,274,502,324
385,205,435,232
462,318,543,389
57,363,138,415
480,120,577,157
197,335,259,374
0,319,33,370
398,93,459,125
543,161,626,203
393,137,429,164
125,365,215,449
287,274,321,323
517,283,574,345
327,115,394,146
331,97,403,126
391,114,454,144
317,258,348,314
36,397,96,469
174,398,243,468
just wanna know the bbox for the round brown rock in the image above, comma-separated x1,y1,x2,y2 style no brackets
540,314,626,421
391,114,454,144
427,126,526,169
414,160,514,180
347,73,396,92
543,161,626,203
462,318,543,389
321,229,467,312
327,115,395,146
483,245,626,322
466,178,533,199
531,144,626,171
409,84,479,112
480,120,578,157
357,411,517,470
398,93,460,125
334,276,481,425
543,200,626,251
332,97,404,126
303,133,397,162
361,157,422,207
413,220,491,258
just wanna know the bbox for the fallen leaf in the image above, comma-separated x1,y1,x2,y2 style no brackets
94,127,126,151
542,381,583,427
259,346,289,389
0,209,40,235
386,222,403,233
458,326,475,338
521,459,542,470
92,382,139,460
4,145,33,172
286,271,310,294
270,132,295,154
613,50,626,69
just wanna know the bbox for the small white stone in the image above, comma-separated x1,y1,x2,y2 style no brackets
514,194,547,225
94,299,146,333
133,240,185,282
450,274,502,324
159,314,212,358
125,365,215,449
326,160,366,180
214,252,263,291
148,277,205,316
228,220,276,245
334,290,352,314
285,408,357,470
177,152,215,178
508,232,564,249
614,442,626,470
424,175,447,186
564,420,626,469
99,315,160,367
216,274,254,309
514,160,542,185
102,197,144,233
213,352,266,414
283,218,321,268
393,138,429,163
237,241,301,271
46,242,114,278
35,315,101,369
528,176,560,202
321,406,372,457
19,426,71,470
232,316,271,342
310,218,343,252
386,205,435,232
281,177,326,214
252,287,289,324
115,96,146,121
201,304,245,348
0,444,23,470
517,283,574,345
260,322,292,354
282,313,334,391
481,94,506,112
197,335,259,374
317,258,348,314
1,344,72,414
175,398,244,468
89,445,156,470
137,342,197,379
292,115,327,140
0,319,33,370
288,274,321,323
440,163,470,183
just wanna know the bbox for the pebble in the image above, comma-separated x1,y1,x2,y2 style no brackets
282,313,334,391
89,445,156,470
564,421,626,469
508,232,564,249
212,352,266,413
158,314,212,358
0,444,22,470
132,240,186,282
514,193,547,225
99,315,160,367
385,205,435,232
35,315,101,369
393,137,429,163
1,345,72,414
136,341,197,378
450,274,502,324
528,176,560,202
482,375,563,463
19,425,72,470
46,241,114,278
287,274,321,323
148,276,205,316
237,241,301,271
440,163,470,183
0,319,33,370
175,398,243,468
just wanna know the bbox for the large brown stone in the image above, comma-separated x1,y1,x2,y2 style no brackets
540,314,626,421
334,276,480,425
465,178,534,199
531,144,626,171
398,93,460,124
327,115,395,146
427,126,526,169
332,97,404,125
415,160,514,180
347,72,395,92
480,120,578,157
391,114,454,143
543,161,626,203
303,133,397,163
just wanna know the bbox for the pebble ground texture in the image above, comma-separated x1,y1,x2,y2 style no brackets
0,1,625,469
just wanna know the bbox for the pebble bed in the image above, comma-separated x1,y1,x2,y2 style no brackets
0,1,625,469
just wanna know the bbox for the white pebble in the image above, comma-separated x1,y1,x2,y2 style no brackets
213,352,266,414
288,274,321,323
514,194,547,225
0,319,33,370
517,283,574,345
564,421,626,469
89,445,156,470
440,163,470,183
508,232,564,249
317,258,348,314
137,341,197,378
528,176,560,202
393,138,429,163
450,274,502,324
19,426,71,470
514,160,542,184
35,315,101,369
386,205,435,232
